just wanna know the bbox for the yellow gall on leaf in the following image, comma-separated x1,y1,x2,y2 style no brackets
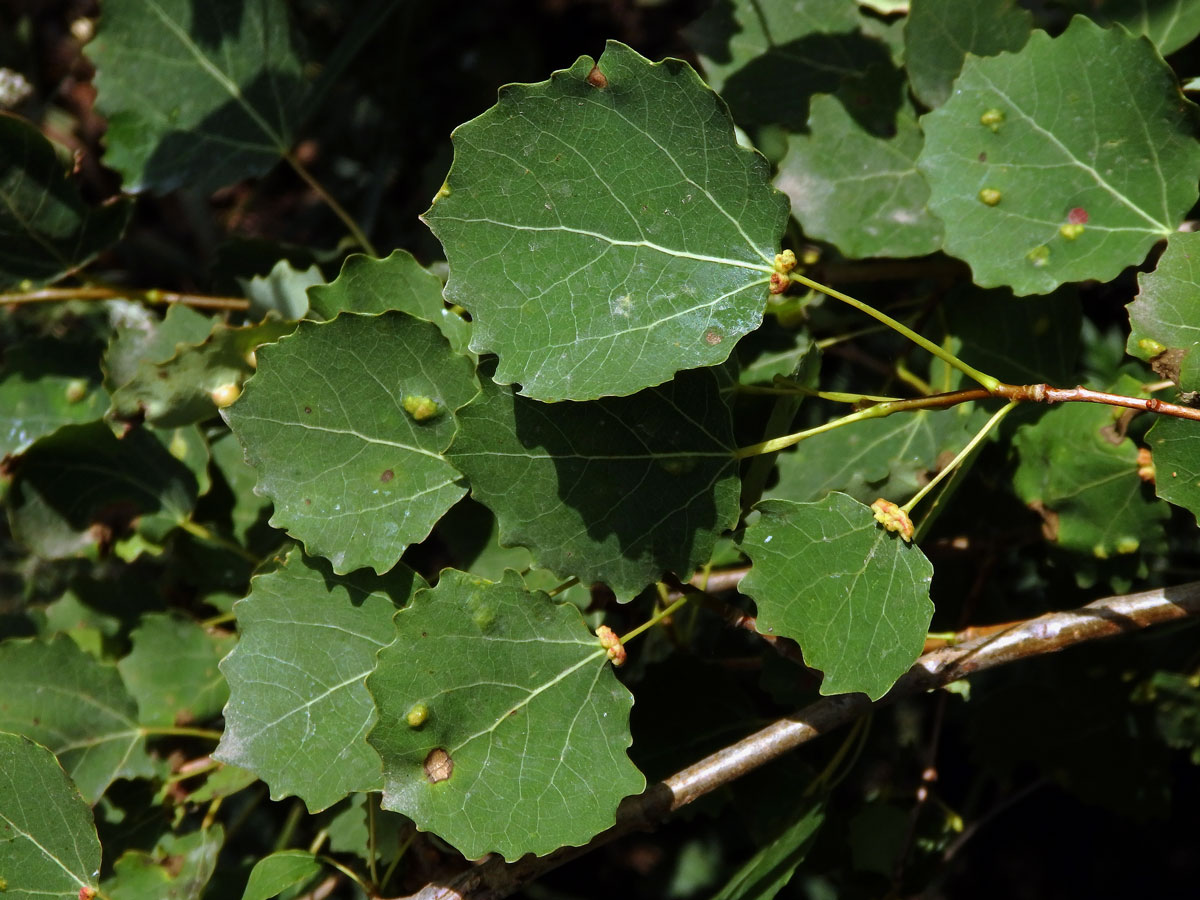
211,383,241,408
406,702,429,727
978,188,1002,206
871,498,914,542
1115,536,1140,555
79,888,97,900
1138,338,1168,356
64,378,88,404
403,394,442,422
980,108,1005,132
1027,245,1050,268
800,246,820,266
1059,223,1085,240
774,249,797,274
596,624,626,667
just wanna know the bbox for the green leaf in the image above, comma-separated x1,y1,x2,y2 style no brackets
215,547,421,812
368,569,644,861
1145,671,1200,764
223,312,479,574
1059,0,1200,55
210,430,273,542
767,407,984,507
903,0,1032,109
325,793,410,868
308,250,471,355
686,0,889,132
946,287,1082,385
89,0,309,193
1126,232,1200,393
0,340,109,459
0,731,101,900
8,422,197,559
739,495,934,699
710,799,825,900
184,764,258,804
117,614,235,728
104,304,214,396
0,635,153,802
0,116,130,288
109,318,296,428
241,850,321,900
240,259,323,321
918,16,1200,295
447,366,739,597
102,826,224,900
424,40,788,401
1146,416,1200,525
776,88,942,259
1013,384,1169,557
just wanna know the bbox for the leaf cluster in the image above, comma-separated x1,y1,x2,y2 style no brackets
3,2,1200,899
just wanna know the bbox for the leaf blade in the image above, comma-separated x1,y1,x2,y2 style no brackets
739,495,934,700
424,41,787,400
0,732,101,900
368,570,645,861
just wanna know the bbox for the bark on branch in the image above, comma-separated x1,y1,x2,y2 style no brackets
394,580,1200,900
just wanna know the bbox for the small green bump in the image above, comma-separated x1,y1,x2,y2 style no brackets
978,188,1002,206
403,394,442,422
64,378,88,404
1138,338,1168,356
168,431,189,461
471,604,495,631
406,702,429,727
980,108,1005,132
1060,223,1085,240
1115,537,1140,555
658,456,697,476
1027,245,1050,268
1092,544,1110,560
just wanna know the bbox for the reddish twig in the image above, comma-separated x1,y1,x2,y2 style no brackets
994,382,1200,422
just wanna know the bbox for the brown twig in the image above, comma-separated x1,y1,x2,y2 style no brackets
995,382,1200,422
389,579,1200,900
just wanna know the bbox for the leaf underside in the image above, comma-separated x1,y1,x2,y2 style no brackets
448,365,740,597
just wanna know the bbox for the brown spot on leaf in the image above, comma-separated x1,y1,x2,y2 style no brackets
424,747,454,783
381,468,394,483
586,65,608,88
1100,409,1135,445
1150,347,1185,384
978,152,987,163
704,329,723,345
1028,500,1059,542
304,498,312,505
304,405,312,414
